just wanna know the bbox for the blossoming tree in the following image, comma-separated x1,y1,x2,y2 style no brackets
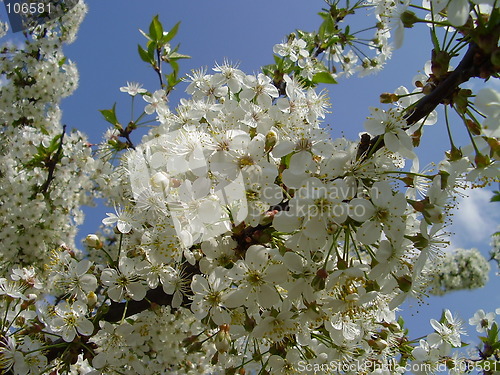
0,0,499,374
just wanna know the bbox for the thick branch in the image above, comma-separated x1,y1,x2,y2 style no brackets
39,124,66,195
103,261,200,322
102,285,190,322
405,43,481,125
358,42,496,158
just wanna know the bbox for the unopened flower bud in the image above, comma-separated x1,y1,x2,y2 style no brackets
215,325,231,353
260,209,278,226
85,234,102,249
265,131,277,152
380,92,399,103
87,291,97,309
150,171,170,192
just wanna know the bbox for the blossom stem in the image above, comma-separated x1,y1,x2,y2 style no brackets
1,299,11,331
121,300,129,323
444,106,457,151
3,304,24,333
349,228,364,263
351,25,378,36
343,226,350,260
456,105,481,154
100,248,115,266
117,233,123,261
323,229,341,270
409,4,431,11
382,171,434,179
443,29,459,53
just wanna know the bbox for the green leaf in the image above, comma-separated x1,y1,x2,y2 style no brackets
488,322,498,342
167,72,180,88
169,60,179,73
138,45,153,64
312,71,337,84
168,51,191,60
147,41,157,59
261,64,275,77
58,57,67,67
319,15,335,38
281,153,293,169
149,15,163,42
47,134,62,154
479,335,489,343
491,191,500,202
161,21,181,44
99,103,119,126
397,316,405,328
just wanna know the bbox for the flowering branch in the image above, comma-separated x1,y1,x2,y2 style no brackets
38,124,67,196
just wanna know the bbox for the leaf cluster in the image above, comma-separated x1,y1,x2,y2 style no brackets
137,15,190,92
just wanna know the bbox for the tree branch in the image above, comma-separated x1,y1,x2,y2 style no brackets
358,42,497,159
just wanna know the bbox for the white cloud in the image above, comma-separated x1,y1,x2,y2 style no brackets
463,76,500,92
448,188,500,250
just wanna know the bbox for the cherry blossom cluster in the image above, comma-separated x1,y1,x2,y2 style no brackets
427,247,491,295
490,226,500,275
73,60,493,372
0,0,498,373
0,2,95,265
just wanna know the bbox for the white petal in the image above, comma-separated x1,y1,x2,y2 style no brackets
62,327,77,342
127,282,147,301
245,245,269,270
77,318,94,336
447,0,470,26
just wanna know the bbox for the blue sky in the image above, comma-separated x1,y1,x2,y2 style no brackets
1,0,499,359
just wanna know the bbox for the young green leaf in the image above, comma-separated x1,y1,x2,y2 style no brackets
312,71,337,84
491,191,500,202
149,15,163,42
161,21,181,44
138,45,153,64
99,103,119,126
168,52,191,60
319,14,335,38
